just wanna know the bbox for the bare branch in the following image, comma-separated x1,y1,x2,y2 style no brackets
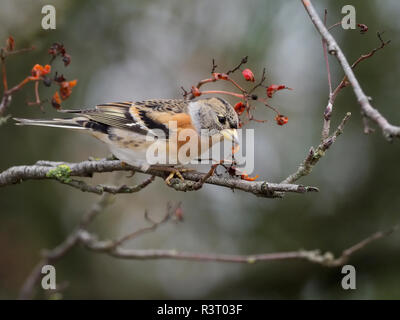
322,32,390,138
210,58,218,74
285,3,389,186
110,202,179,248
19,194,112,300
322,9,333,97
226,56,248,75
19,184,398,299
248,67,267,94
301,0,400,141
79,223,398,267
62,176,155,195
0,159,319,198
282,112,351,184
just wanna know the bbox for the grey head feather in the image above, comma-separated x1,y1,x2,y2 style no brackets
187,97,239,136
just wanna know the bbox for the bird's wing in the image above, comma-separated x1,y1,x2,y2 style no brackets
63,99,190,138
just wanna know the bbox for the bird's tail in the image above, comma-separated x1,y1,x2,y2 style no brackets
13,117,87,130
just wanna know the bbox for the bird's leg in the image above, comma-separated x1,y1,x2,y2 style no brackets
165,169,183,185
150,165,194,185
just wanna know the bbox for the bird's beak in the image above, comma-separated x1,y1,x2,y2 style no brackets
221,128,240,145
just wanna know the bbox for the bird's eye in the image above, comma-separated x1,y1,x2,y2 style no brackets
218,116,226,124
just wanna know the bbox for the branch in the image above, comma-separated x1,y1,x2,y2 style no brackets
284,5,390,185
323,32,390,138
19,184,399,299
71,215,400,267
0,159,319,198
19,194,113,300
61,176,155,195
302,0,400,141
282,112,351,184
0,45,36,116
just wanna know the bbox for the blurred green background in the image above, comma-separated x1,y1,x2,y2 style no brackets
0,0,399,299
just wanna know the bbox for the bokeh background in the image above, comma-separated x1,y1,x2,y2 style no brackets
0,0,399,299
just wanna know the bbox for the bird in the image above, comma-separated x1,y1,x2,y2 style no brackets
14,97,239,183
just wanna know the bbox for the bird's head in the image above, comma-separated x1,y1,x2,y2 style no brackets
187,97,239,144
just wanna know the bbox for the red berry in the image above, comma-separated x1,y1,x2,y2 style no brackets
267,84,292,98
191,86,201,97
242,68,255,82
234,102,246,115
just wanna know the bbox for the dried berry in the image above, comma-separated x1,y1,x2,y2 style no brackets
275,114,288,126
42,75,52,87
357,23,368,34
62,53,71,66
59,79,77,100
54,73,66,83
6,36,15,51
241,172,259,181
31,64,51,79
51,91,61,109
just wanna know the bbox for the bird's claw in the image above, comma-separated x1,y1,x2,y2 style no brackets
164,168,193,185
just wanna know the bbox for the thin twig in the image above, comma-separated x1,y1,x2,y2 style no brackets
226,56,248,75
248,68,267,94
191,163,220,190
282,112,351,184
111,203,177,248
210,58,218,73
0,45,35,115
329,32,390,107
322,9,333,96
1,49,8,92
61,176,155,195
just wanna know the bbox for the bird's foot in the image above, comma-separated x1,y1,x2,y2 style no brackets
150,166,194,185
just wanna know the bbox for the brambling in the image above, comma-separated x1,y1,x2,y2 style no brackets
14,97,239,181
